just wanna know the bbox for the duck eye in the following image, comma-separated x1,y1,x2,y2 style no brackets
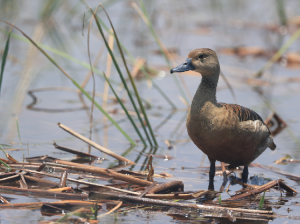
199,54,204,59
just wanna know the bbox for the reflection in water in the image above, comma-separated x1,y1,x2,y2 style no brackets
154,110,176,132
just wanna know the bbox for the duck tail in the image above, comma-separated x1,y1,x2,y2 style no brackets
269,142,276,150
268,136,276,150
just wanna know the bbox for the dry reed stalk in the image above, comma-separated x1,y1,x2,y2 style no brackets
45,162,152,186
59,171,67,188
24,175,58,187
5,153,18,163
19,174,28,189
0,200,107,209
53,141,98,159
0,172,18,178
0,185,88,200
179,96,189,107
98,201,122,218
226,179,297,201
6,24,45,140
138,181,157,198
129,58,145,80
0,163,68,171
148,181,184,194
22,169,141,195
0,202,44,209
145,193,194,200
0,174,20,184
57,122,135,164
90,192,273,215
0,196,10,204
164,140,172,149
47,187,73,192
55,159,94,168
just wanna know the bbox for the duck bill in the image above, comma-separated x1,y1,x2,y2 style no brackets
170,58,195,74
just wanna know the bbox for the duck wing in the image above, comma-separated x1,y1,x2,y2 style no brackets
218,103,276,150
219,103,264,123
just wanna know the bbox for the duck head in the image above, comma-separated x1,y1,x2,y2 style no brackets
170,48,220,76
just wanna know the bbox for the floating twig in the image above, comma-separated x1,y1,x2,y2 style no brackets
0,185,88,200
138,181,157,198
53,141,98,159
59,171,67,188
21,169,141,195
0,174,20,184
45,162,152,186
24,174,58,187
47,187,73,192
89,192,272,215
148,181,184,194
57,122,135,164
98,201,122,218
225,179,297,201
19,174,28,189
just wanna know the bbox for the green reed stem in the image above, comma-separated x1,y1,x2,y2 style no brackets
0,28,11,96
81,0,176,109
90,6,154,146
104,72,146,146
0,145,12,170
99,5,158,146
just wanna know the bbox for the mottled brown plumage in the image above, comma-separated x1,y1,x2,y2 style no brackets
219,103,264,124
170,48,276,189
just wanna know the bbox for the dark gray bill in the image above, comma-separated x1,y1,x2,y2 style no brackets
170,58,195,74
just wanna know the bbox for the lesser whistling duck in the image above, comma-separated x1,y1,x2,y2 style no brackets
170,48,276,190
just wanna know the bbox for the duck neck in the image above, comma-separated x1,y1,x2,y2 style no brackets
192,69,219,110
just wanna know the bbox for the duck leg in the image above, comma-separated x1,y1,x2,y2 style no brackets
242,165,249,183
208,158,216,190
219,162,228,192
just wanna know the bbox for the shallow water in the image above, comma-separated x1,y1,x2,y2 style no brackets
1,0,300,223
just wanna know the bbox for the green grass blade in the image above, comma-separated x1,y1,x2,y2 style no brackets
15,117,24,158
0,159,11,170
104,72,147,146
256,26,300,77
276,0,287,26
0,28,11,96
0,145,12,170
259,191,265,210
218,194,222,205
80,0,176,109
0,20,136,146
72,80,136,146
89,5,153,146
87,11,97,148
99,5,158,146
